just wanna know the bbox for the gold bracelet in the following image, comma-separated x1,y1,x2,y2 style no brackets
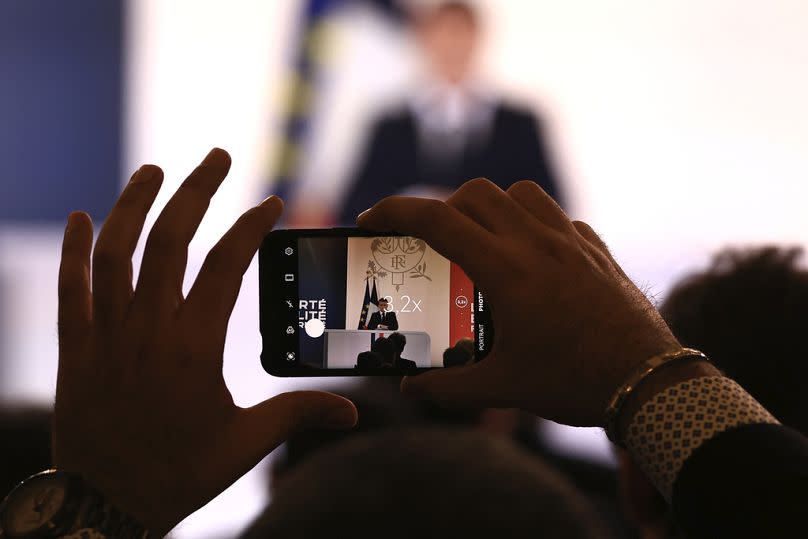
603,347,708,445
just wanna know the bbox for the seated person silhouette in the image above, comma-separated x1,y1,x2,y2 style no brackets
355,351,382,369
389,332,417,371
371,337,396,368
443,343,472,367
366,298,399,330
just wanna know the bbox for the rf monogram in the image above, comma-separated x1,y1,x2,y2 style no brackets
391,255,407,270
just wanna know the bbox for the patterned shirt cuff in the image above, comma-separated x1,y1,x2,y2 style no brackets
624,376,779,501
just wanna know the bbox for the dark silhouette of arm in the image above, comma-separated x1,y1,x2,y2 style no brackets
671,423,808,538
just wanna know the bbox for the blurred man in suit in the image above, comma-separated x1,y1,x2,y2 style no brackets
337,1,562,224
389,332,417,370
367,298,399,330
355,350,383,369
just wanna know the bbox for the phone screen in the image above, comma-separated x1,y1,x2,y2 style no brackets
259,229,493,375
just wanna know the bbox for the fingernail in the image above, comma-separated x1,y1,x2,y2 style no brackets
202,147,229,167
65,211,89,235
321,406,358,429
131,165,159,183
259,195,284,214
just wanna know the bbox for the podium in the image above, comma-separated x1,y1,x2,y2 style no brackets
323,329,432,368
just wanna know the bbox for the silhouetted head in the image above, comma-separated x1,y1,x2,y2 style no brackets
267,380,484,499
443,342,472,367
356,351,382,369
242,428,603,539
661,246,808,434
415,1,480,84
371,336,395,366
455,337,475,357
388,332,407,357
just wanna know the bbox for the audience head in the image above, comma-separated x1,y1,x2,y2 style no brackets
388,332,407,358
269,379,484,494
370,336,395,366
661,246,808,434
356,351,382,369
244,428,603,539
455,337,475,357
443,341,472,367
415,1,480,84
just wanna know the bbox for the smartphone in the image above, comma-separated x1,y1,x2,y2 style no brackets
259,228,494,376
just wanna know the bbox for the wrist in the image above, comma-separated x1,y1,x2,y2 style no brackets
0,470,153,539
596,328,682,415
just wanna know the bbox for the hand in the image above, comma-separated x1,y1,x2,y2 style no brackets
55,149,357,534
357,178,680,426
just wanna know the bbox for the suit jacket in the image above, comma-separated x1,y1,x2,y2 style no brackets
672,423,808,538
367,311,398,331
355,351,382,369
338,102,562,224
394,357,417,371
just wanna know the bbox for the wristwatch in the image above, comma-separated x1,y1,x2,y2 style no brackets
0,470,149,539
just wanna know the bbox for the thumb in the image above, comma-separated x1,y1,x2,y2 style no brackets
401,359,507,409
233,391,357,465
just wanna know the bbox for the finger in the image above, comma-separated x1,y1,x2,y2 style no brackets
92,165,163,326
59,212,94,353
230,391,357,472
572,220,630,279
401,359,513,409
182,196,284,335
134,148,231,314
507,180,572,232
445,178,529,234
572,220,608,251
356,196,502,288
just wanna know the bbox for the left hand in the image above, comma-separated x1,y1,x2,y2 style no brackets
55,149,357,535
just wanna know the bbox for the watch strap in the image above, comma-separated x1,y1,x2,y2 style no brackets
0,470,150,539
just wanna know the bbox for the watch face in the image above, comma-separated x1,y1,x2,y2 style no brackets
1,472,68,536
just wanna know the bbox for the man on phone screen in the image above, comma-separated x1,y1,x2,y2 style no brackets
367,298,399,330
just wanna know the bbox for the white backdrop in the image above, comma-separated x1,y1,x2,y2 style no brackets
1,1,807,537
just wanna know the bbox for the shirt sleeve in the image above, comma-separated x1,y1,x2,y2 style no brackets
624,375,808,538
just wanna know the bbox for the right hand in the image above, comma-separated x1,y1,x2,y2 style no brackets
357,179,681,427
